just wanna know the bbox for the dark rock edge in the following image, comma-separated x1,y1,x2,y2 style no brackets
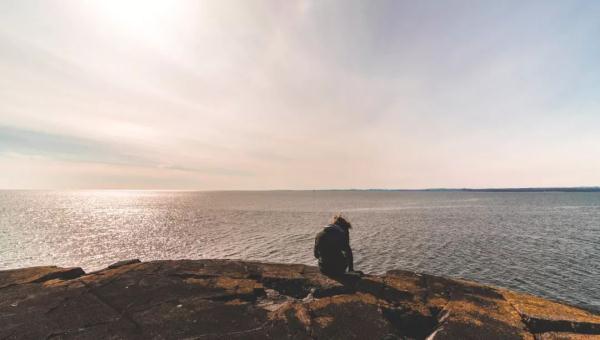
0,259,598,340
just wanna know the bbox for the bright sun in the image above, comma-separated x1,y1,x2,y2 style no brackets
92,0,184,42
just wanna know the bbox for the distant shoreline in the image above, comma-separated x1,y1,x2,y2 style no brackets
423,187,600,192
335,187,600,192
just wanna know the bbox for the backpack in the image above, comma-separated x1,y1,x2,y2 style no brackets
314,224,346,259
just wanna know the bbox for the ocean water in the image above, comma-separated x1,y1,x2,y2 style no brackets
0,190,598,312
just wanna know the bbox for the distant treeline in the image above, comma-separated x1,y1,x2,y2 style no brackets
327,187,600,192
425,187,600,192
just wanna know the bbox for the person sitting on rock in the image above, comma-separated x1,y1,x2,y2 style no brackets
314,214,362,277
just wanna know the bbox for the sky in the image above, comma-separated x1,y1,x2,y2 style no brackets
1,0,599,190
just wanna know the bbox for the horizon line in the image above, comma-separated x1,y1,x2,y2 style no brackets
1,186,600,192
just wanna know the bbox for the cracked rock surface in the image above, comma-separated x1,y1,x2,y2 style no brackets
0,259,598,339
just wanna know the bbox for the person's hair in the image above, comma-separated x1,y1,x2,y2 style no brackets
331,213,352,229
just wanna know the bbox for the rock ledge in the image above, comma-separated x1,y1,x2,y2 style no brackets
0,259,598,339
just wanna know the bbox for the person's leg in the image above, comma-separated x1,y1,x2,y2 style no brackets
319,261,346,277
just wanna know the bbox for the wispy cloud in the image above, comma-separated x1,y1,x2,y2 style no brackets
0,126,140,164
0,126,252,178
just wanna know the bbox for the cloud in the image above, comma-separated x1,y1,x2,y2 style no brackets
0,125,140,164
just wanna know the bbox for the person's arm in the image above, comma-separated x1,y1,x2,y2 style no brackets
314,233,320,259
345,232,354,271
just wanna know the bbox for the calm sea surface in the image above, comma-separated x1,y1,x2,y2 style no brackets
0,190,598,312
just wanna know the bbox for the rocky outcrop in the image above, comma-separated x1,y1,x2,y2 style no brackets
0,259,598,339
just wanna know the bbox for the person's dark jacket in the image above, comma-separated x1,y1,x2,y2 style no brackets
314,224,354,274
